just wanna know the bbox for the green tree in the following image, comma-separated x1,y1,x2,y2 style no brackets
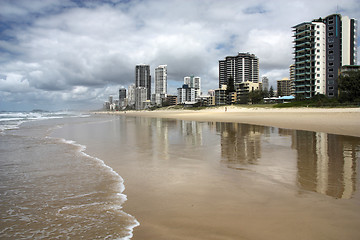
248,90,264,104
338,71,360,102
269,86,274,97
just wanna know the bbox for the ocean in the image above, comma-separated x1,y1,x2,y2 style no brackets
0,111,139,239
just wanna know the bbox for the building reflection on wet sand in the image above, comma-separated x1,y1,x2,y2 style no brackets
295,131,359,199
216,122,264,165
218,121,359,199
122,117,359,199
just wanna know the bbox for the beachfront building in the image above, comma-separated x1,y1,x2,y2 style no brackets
135,64,151,100
135,87,148,110
277,78,293,97
177,84,196,104
155,65,167,95
164,95,177,106
292,14,357,98
235,82,261,104
289,64,296,95
214,85,228,105
152,65,168,106
128,84,135,108
184,76,201,98
219,52,259,88
119,88,126,109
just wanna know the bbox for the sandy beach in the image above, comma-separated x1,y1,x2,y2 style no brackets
87,107,360,239
99,106,360,137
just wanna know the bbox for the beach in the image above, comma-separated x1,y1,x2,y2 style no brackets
88,107,360,239
2,108,360,239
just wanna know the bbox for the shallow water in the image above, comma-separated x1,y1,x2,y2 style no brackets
0,116,138,239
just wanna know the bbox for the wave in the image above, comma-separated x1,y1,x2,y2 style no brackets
53,137,140,239
0,111,90,132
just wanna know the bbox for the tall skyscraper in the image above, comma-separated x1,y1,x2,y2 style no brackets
128,84,135,107
155,65,167,94
119,87,126,108
135,64,151,100
292,14,357,98
119,88,126,101
219,52,259,88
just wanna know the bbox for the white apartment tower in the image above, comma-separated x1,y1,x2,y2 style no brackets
219,52,259,88
184,76,201,98
155,65,167,95
293,14,357,98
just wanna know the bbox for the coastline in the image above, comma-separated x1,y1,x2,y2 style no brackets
95,106,360,137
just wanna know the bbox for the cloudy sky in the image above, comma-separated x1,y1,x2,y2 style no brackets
1,0,359,111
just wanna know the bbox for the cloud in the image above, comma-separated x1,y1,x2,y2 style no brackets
0,0,359,110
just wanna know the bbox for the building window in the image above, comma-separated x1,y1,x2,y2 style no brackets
317,37,320,40
329,44,334,48
328,38,334,43
317,62,320,65
328,62,334,66
317,56,320,59
328,32,334,37
329,68,333,72
328,56,334,60
329,86,334,90
317,49,320,52
329,92,334,96
317,74,320,77
329,26,334,31
317,68,320,71
329,74,334,78
317,86,320,89
328,50,334,55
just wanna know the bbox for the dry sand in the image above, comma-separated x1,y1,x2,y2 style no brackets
101,106,360,137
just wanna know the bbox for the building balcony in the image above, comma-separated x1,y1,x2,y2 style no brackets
293,28,315,37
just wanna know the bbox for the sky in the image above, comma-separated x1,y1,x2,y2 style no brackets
1,0,360,111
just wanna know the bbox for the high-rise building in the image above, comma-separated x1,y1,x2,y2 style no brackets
155,65,167,95
219,52,259,88
119,87,127,109
184,76,201,98
261,76,269,91
292,14,357,98
135,87,148,110
177,84,196,104
135,64,151,100
289,64,296,95
128,84,135,107
277,78,292,97
119,88,126,101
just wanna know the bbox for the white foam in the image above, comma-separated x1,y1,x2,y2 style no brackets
54,136,139,239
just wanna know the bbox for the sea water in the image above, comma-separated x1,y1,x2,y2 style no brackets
0,112,138,239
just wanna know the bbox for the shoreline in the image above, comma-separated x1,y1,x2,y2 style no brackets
95,106,360,137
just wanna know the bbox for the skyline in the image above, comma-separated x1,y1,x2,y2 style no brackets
1,0,360,111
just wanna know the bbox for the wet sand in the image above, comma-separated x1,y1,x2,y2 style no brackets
88,108,360,239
